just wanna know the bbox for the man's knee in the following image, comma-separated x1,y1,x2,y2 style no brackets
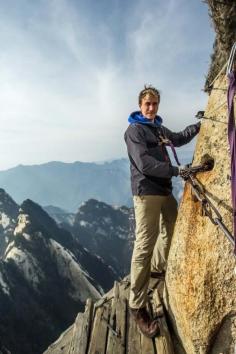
132,243,156,263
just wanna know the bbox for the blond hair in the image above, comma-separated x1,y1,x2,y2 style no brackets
138,85,160,105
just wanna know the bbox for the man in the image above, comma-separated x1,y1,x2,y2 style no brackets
124,85,200,338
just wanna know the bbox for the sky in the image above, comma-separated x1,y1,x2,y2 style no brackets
0,0,215,170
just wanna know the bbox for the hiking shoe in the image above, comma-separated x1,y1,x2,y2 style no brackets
130,307,160,338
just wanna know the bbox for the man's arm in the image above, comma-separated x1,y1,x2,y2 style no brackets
124,125,179,178
163,122,201,147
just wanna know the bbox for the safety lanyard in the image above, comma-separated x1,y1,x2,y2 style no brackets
158,135,181,166
227,70,236,254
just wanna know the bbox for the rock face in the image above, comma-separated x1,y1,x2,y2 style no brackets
72,199,135,278
165,74,236,353
45,199,135,279
205,0,236,91
44,205,75,226
0,188,19,256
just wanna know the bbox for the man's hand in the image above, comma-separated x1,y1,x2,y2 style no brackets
178,165,192,180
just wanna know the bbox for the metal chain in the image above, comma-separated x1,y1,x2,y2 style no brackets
188,175,235,248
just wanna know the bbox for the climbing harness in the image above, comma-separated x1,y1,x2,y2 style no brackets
226,42,236,254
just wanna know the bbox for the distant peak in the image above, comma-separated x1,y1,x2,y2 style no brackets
79,199,110,210
0,189,19,218
20,199,58,233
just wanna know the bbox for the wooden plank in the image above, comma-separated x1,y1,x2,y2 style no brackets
138,301,157,354
106,282,127,354
126,311,156,354
126,306,142,354
87,301,110,354
68,314,83,354
115,283,127,352
123,278,156,354
119,276,131,300
152,289,174,354
93,295,113,310
106,282,120,353
94,286,114,310
69,298,93,354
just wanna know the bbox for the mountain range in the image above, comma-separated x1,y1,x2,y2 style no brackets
0,159,131,212
0,152,193,212
0,152,193,353
0,189,133,354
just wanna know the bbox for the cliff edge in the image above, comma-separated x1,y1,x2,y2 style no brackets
165,69,235,354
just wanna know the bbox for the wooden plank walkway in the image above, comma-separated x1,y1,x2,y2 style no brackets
69,298,93,354
44,276,175,354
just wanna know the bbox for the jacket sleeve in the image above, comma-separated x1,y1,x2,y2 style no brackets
124,125,179,178
163,122,201,147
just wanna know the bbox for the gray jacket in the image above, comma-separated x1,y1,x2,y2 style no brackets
124,122,200,196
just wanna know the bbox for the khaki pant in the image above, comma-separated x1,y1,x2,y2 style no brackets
129,194,178,309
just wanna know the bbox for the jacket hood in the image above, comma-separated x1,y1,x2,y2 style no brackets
128,111,163,126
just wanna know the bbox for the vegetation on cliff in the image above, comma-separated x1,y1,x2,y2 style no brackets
205,0,236,90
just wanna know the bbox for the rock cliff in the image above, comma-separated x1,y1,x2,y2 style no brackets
165,63,236,354
165,3,236,352
205,0,236,91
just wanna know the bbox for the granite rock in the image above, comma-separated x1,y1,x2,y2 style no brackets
165,76,236,353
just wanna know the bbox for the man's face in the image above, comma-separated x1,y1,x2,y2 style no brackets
139,94,159,120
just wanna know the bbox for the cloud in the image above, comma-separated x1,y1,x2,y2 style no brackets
0,0,214,169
